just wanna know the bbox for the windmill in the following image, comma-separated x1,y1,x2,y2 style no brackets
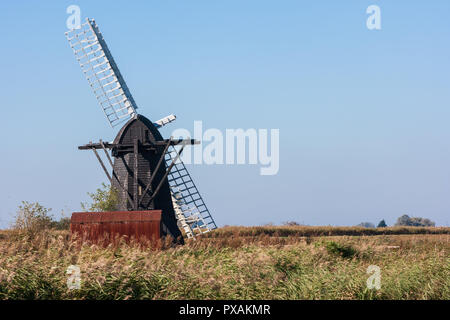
65,18,217,240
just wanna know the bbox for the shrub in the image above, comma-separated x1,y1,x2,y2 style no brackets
12,201,53,236
81,183,119,212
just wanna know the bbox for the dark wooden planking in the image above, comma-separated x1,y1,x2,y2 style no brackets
133,138,139,210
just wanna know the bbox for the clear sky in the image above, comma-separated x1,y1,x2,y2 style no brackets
0,1,449,228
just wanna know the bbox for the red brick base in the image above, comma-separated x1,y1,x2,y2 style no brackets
70,210,163,246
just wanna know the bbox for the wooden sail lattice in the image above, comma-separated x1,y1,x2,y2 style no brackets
165,146,217,238
65,18,138,128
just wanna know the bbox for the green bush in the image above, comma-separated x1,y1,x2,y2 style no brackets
81,183,119,212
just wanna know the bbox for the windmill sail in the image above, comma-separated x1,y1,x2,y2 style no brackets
154,114,176,128
165,146,217,238
65,18,138,128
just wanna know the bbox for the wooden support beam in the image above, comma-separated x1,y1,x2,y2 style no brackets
91,143,112,184
79,142,116,150
78,139,199,150
99,139,134,208
166,139,199,146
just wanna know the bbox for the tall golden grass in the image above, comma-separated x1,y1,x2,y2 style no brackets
0,227,448,300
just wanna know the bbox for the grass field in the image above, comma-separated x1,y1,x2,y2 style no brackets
0,226,448,300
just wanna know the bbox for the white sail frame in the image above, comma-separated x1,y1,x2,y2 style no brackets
65,18,138,128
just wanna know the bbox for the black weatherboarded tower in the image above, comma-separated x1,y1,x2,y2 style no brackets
78,114,195,243
111,115,181,239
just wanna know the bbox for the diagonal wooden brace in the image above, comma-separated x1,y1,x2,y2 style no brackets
143,143,186,208
98,140,134,207
138,138,172,208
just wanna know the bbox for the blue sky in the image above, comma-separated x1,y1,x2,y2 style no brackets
0,1,449,227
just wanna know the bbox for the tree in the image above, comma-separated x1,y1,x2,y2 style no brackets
395,214,435,227
81,183,119,212
396,215,411,226
377,219,387,228
356,222,375,228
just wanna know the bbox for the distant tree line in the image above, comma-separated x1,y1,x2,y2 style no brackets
357,215,435,228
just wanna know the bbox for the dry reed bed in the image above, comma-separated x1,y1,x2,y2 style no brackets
0,228,448,300
203,226,450,238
